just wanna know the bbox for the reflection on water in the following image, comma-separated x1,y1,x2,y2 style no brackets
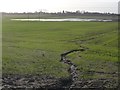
11,18,112,22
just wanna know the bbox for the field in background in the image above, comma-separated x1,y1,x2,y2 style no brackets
2,16,118,85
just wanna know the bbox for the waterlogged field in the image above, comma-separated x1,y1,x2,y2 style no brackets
2,18,118,82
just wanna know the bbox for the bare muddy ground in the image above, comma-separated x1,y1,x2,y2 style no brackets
2,74,118,89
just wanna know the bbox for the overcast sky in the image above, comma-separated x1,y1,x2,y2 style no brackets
0,0,119,13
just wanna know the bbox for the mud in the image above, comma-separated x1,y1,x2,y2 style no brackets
2,74,118,89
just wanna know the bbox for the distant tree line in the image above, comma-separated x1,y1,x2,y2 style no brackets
2,10,118,16
50,10,117,16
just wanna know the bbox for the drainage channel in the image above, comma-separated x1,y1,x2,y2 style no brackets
60,47,87,88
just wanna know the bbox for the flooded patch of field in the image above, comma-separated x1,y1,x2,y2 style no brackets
11,18,112,22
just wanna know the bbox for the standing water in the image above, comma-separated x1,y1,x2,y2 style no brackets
11,18,112,22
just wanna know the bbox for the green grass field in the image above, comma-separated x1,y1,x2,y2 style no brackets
2,18,118,80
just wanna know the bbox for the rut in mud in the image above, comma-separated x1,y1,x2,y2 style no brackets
60,47,87,88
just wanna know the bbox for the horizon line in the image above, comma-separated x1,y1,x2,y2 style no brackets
1,10,118,14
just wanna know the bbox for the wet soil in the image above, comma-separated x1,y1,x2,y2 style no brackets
2,74,118,89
